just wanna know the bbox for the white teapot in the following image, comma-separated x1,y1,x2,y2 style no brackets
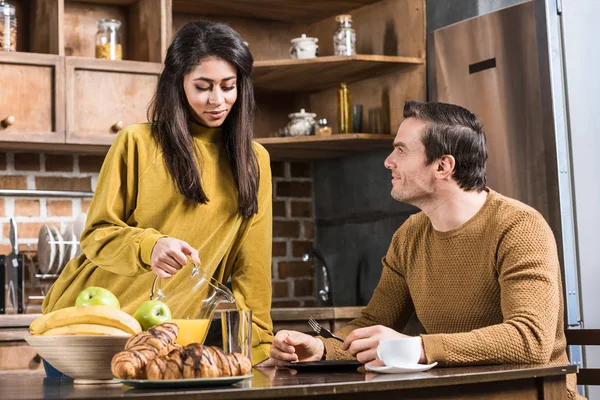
287,109,317,136
289,34,319,60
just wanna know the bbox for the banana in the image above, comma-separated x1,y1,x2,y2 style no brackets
42,324,131,336
30,306,142,335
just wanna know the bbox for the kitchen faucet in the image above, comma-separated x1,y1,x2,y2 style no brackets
302,249,333,306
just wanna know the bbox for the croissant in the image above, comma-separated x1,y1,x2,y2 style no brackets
125,322,179,350
111,323,179,379
145,344,252,380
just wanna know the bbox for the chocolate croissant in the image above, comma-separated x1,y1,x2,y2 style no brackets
145,344,252,380
125,322,179,350
111,323,179,379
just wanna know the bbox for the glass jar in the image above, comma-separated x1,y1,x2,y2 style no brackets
95,19,122,60
317,118,332,136
333,14,356,56
0,0,16,52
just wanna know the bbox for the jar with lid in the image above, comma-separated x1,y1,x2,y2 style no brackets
333,14,356,56
95,19,122,60
287,109,317,137
0,0,16,52
317,118,332,136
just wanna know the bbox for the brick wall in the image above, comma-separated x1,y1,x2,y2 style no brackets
0,152,315,310
0,152,101,255
271,161,315,307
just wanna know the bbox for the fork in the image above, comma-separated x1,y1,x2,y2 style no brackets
308,317,344,342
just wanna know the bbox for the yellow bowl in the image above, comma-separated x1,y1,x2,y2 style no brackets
25,334,128,383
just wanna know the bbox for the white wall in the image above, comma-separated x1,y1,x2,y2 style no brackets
561,1,600,398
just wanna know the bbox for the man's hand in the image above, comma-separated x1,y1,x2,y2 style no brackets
268,330,325,366
342,325,426,366
150,238,201,278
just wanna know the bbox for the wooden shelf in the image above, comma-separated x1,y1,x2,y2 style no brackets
72,0,139,4
253,55,424,92
256,134,393,161
0,134,394,160
172,0,380,23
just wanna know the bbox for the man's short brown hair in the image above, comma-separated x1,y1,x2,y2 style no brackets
403,100,488,191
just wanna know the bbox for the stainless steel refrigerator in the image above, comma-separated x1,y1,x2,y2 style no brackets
429,0,599,397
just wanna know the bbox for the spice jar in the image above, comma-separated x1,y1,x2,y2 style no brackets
337,83,352,134
333,14,356,56
95,19,122,60
317,118,332,136
0,0,16,52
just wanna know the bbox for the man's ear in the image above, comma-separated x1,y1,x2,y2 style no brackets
435,155,455,179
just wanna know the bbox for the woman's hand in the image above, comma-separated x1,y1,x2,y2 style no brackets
150,238,201,278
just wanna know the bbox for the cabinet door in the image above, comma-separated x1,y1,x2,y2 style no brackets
0,53,65,143
65,57,162,145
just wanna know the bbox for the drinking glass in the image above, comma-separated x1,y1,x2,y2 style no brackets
221,309,252,363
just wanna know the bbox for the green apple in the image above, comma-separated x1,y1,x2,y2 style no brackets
75,286,120,309
134,300,172,331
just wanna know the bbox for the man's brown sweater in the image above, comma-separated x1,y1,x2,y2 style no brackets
323,189,582,399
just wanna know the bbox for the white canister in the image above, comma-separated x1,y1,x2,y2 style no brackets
287,109,317,136
289,34,319,60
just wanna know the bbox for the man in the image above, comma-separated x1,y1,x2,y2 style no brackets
267,101,582,399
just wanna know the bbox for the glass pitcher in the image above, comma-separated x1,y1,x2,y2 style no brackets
150,259,235,346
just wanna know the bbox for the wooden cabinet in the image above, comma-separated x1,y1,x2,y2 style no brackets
0,0,425,159
65,58,161,145
171,0,427,160
0,53,64,144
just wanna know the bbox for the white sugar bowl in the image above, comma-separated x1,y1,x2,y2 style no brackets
287,109,317,136
289,34,319,60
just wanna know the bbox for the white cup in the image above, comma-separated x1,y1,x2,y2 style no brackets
377,337,422,366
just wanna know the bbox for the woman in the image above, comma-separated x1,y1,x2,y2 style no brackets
42,21,273,364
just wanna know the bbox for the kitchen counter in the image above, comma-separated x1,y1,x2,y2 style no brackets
0,307,364,331
0,363,576,399
0,307,364,370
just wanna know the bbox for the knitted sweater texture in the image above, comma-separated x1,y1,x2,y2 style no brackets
323,189,581,399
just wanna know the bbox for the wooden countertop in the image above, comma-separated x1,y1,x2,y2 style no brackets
0,363,577,400
0,307,364,329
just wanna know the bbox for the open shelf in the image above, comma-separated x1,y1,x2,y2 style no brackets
61,0,165,62
256,134,393,161
253,55,424,92
171,0,380,24
0,134,394,161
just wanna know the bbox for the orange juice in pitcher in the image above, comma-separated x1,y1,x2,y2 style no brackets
172,319,211,346
149,257,235,347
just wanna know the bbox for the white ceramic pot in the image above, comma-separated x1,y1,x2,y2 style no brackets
287,109,317,136
289,34,319,60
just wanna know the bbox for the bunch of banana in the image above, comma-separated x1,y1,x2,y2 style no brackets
29,305,142,336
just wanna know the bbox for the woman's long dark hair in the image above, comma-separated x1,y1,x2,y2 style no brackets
148,21,258,217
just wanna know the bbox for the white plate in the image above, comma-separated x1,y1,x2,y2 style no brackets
49,226,65,274
119,374,253,389
61,224,78,272
37,225,56,274
73,213,87,256
365,362,437,374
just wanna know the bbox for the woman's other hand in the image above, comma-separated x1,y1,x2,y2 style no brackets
150,238,201,278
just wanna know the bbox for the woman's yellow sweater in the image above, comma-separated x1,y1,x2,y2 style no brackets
42,122,273,364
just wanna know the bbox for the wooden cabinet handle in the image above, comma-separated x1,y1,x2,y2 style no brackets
2,116,15,128
111,120,124,133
